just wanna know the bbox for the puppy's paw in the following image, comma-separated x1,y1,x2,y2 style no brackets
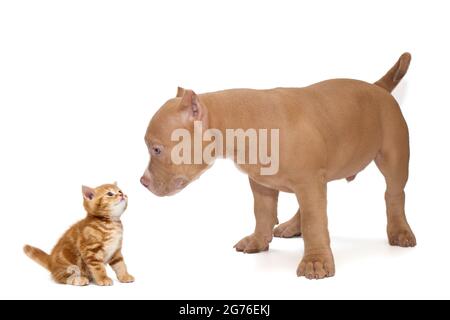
118,274,135,283
297,251,335,280
273,220,301,238
234,234,270,253
67,276,89,286
388,226,416,247
96,277,113,286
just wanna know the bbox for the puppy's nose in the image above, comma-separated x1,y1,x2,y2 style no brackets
140,176,150,188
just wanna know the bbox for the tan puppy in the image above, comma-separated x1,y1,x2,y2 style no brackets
141,53,416,279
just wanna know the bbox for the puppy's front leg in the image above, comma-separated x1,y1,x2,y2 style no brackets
295,178,335,279
234,177,279,253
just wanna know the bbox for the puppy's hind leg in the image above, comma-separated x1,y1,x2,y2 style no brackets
375,133,416,247
234,178,279,253
273,209,302,238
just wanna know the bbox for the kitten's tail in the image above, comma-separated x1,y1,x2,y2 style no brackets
24,245,50,271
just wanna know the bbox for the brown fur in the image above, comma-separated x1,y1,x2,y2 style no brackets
141,53,416,279
24,183,134,286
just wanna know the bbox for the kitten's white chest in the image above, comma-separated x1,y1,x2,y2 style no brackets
103,229,122,262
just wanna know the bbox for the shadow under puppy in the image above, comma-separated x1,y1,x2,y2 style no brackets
24,183,134,286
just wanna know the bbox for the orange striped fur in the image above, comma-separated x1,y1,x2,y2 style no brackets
24,183,134,286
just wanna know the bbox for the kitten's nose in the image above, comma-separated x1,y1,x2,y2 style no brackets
140,176,150,188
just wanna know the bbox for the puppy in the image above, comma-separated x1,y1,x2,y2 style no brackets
141,53,415,279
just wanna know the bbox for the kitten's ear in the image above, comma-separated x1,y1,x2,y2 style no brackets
82,185,95,200
176,87,185,98
113,181,118,186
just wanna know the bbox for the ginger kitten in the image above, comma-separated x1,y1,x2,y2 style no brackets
24,183,134,286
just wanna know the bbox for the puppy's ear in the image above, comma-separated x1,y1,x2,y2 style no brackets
176,87,185,98
179,89,208,126
82,185,95,200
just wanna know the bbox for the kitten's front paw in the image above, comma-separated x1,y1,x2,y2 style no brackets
96,277,113,286
118,274,135,283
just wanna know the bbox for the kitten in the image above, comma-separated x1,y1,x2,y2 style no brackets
24,183,134,286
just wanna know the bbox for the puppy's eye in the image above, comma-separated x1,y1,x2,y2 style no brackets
152,147,162,155
107,192,114,196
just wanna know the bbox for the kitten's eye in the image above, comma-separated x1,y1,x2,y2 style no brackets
107,192,114,196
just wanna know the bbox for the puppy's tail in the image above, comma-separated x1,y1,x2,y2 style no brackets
24,245,50,271
375,52,411,93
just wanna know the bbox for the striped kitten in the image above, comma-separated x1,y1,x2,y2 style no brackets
24,183,134,286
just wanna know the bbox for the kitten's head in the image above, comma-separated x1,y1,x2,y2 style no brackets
82,183,128,219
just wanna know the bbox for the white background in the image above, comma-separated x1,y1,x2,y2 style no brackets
1,0,449,300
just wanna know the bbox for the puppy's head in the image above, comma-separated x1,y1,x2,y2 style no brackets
141,88,210,196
